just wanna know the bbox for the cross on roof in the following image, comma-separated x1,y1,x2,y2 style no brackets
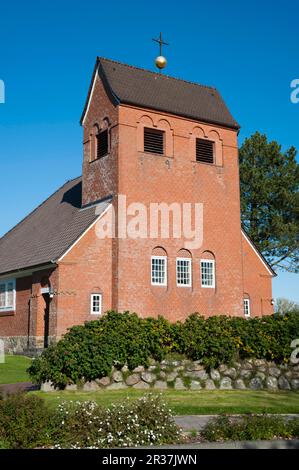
152,32,169,56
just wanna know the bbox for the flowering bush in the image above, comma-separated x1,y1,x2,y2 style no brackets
53,394,181,448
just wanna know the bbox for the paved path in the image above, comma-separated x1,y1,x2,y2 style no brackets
0,382,39,396
145,439,299,449
174,414,299,431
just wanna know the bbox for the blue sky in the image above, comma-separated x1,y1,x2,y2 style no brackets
0,0,298,301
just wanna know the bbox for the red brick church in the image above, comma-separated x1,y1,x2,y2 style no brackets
0,57,275,353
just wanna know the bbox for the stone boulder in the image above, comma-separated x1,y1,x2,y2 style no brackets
266,376,278,390
220,377,232,390
41,381,56,392
249,377,263,390
112,371,123,383
223,367,237,379
210,369,221,381
205,379,216,390
155,380,168,390
107,382,128,390
174,378,186,390
166,372,178,382
190,380,202,390
278,375,291,390
234,379,246,390
83,381,100,391
96,376,110,387
132,365,145,373
268,367,281,378
291,379,299,390
132,381,150,390
126,374,140,386
141,372,156,384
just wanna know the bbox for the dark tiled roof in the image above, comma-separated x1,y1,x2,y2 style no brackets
0,178,110,275
81,57,240,130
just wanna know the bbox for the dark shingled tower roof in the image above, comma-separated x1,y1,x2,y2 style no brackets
81,57,240,130
0,177,110,275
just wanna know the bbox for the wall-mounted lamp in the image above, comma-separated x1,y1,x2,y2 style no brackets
271,298,275,306
49,288,55,299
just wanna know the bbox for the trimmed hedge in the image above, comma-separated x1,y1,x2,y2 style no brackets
28,311,299,388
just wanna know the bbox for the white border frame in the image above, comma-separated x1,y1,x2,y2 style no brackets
0,278,16,312
151,255,167,286
176,257,192,287
90,293,102,315
200,259,215,288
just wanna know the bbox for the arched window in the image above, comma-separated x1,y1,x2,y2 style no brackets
200,251,216,288
176,249,192,287
151,247,167,286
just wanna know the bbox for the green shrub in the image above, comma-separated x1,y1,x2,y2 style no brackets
201,414,299,441
53,394,180,448
28,311,299,387
0,393,56,449
180,314,239,368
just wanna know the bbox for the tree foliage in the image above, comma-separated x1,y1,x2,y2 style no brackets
239,131,299,272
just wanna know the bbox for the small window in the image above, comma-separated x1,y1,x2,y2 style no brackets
0,278,16,312
96,129,108,158
151,256,167,286
90,293,102,315
176,258,192,287
144,128,164,155
243,298,251,318
200,260,215,288
196,138,214,164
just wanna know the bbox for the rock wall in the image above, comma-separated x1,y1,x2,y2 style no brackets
41,358,299,392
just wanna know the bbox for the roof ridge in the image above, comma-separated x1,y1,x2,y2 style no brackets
98,57,217,92
0,176,82,243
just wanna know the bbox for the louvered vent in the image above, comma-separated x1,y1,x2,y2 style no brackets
97,130,108,158
196,139,214,164
144,128,164,155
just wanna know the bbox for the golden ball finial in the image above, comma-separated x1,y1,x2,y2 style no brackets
155,55,167,70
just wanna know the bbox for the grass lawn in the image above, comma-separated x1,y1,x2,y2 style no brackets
0,355,32,384
34,389,299,415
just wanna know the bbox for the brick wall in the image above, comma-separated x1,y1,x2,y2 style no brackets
55,220,113,337
80,73,274,321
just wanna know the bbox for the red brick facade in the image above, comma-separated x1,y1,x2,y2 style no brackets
0,65,274,352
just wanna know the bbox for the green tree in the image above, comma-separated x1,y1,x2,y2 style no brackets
239,131,299,273
275,297,299,316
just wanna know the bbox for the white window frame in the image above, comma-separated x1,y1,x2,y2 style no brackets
0,278,16,312
90,293,102,315
176,258,192,287
151,256,167,286
243,298,251,318
200,259,215,288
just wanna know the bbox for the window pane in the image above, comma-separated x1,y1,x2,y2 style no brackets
6,283,14,307
91,294,101,314
0,284,5,308
244,299,250,317
201,260,215,287
177,259,191,286
151,257,166,285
